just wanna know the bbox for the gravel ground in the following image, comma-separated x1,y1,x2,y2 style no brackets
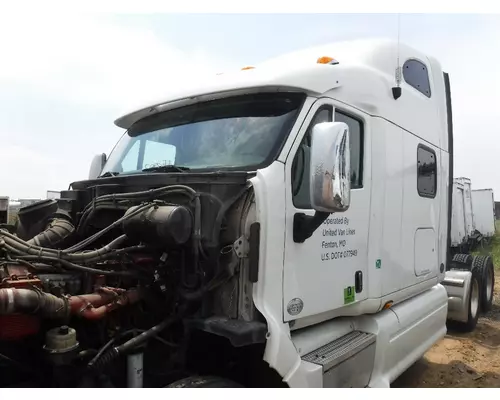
393,276,500,388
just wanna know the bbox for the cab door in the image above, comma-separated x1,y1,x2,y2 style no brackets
282,98,370,322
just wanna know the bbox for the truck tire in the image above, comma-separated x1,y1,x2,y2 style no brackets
450,253,474,271
165,376,243,388
453,269,481,332
472,255,495,312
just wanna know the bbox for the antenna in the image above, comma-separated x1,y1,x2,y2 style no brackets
392,13,403,100
396,13,402,86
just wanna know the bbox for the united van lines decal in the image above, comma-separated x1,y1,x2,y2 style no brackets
320,216,359,262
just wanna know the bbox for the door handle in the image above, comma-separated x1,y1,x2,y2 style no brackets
355,271,363,293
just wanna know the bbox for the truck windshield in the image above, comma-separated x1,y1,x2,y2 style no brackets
101,92,306,175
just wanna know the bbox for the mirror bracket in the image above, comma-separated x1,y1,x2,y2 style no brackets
293,211,330,243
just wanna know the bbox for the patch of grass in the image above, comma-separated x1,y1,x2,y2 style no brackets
473,220,500,271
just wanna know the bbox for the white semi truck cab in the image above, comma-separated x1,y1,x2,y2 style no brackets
0,39,495,388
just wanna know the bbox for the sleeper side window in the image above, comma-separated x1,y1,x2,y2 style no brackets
417,145,437,198
403,59,431,98
291,107,364,209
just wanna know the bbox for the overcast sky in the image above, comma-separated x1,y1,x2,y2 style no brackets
1,13,499,199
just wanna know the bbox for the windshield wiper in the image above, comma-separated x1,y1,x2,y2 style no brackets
99,171,120,178
142,165,190,173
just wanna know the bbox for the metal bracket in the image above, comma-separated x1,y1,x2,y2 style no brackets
395,65,402,86
233,235,249,258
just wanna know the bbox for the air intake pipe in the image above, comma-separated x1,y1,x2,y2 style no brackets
27,213,75,248
17,199,75,248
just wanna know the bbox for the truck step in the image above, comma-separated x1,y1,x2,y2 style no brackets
302,330,376,370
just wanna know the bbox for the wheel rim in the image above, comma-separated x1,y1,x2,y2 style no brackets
486,266,494,302
471,279,480,319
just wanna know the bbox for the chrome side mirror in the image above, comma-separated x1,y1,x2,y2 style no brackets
88,153,107,180
310,122,351,213
293,121,351,243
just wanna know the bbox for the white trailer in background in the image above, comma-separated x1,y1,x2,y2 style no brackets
472,189,496,239
450,177,481,252
455,177,474,239
451,179,467,249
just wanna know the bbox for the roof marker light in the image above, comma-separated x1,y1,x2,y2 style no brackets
317,56,339,65
241,66,255,70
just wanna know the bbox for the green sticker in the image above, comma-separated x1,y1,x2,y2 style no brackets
344,286,355,304
376,259,382,269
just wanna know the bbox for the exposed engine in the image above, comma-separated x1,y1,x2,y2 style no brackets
0,177,264,388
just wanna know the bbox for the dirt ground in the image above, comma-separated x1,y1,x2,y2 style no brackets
393,276,500,388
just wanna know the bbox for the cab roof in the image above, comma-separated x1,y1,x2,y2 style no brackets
114,38,449,152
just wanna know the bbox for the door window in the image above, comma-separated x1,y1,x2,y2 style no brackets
291,108,364,209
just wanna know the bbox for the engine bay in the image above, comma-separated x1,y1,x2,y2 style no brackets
0,173,266,388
